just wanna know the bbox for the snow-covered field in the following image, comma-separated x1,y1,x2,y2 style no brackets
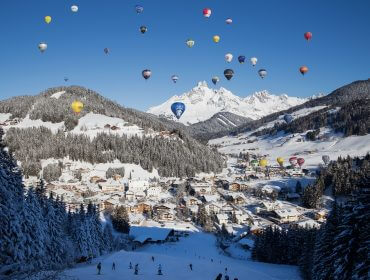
63,231,299,280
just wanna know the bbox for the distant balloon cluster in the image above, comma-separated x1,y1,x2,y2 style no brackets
38,4,313,119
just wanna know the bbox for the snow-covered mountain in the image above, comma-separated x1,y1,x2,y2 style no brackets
147,81,307,125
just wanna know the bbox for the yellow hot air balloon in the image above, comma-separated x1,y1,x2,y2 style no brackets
213,35,220,43
259,158,268,167
45,16,52,24
277,157,284,167
71,100,84,114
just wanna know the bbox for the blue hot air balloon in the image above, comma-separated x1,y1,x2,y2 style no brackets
238,55,246,64
135,5,144,14
284,114,293,124
171,102,186,120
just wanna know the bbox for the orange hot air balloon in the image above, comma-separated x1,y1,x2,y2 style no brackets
300,66,309,75
304,32,312,41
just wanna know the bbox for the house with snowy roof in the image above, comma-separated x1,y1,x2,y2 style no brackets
98,179,125,193
189,182,213,195
204,202,222,215
130,226,175,245
146,186,162,197
216,214,229,226
128,180,149,192
273,207,301,223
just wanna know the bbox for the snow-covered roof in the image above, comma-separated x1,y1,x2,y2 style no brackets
202,194,219,202
274,207,301,218
130,226,174,244
296,219,320,229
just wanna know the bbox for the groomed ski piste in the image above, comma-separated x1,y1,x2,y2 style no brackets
62,229,299,280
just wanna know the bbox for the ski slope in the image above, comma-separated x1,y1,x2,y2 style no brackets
63,231,299,280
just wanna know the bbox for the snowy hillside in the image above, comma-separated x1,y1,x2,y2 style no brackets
148,81,307,125
63,231,299,280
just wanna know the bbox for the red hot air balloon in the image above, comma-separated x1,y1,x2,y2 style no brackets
300,66,309,75
203,8,212,18
304,32,312,41
289,157,298,167
297,158,305,167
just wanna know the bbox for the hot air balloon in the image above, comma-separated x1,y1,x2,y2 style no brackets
186,39,195,48
250,159,259,168
135,5,144,14
38,42,48,53
284,114,293,124
300,66,309,75
258,69,267,79
71,100,83,114
304,32,312,41
171,75,179,83
212,76,220,85
322,155,330,165
224,69,234,80
71,5,78,13
250,57,258,66
64,77,69,82
297,158,305,168
203,8,212,18
44,16,52,24
171,102,186,119
277,157,284,167
104,48,110,55
238,56,246,64
213,35,220,43
140,26,147,34
225,18,232,24
142,69,151,80
225,53,233,63
289,157,298,167
259,158,268,167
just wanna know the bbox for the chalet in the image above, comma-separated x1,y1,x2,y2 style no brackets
220,203,234,215
98,180,124,193
228,193,246,205
125,190,135,202
128,180,149,192
134,191,146,201
216,214,229,225
273,208,301,223
230,183,241,192
130,226,175,245
183,197,201,207
103,199,119,211
131,203,152,214
146,186,162,197
90,176,103,184
112,174,122,181
235,213,252,225
154,204,175,221
189,182,213,195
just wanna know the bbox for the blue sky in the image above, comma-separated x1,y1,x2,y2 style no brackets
0,0,369,110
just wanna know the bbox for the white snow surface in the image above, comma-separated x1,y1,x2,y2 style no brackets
63,231,299,280
147,81,307,125
4,114,65,133
0,113,12,122
50,91,66,99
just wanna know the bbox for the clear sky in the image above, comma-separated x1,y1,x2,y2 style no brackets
0,0,369,110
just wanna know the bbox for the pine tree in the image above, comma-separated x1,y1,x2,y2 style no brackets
111,206,130,234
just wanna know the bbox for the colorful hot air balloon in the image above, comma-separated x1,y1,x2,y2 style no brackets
250,159,259,168
38,42,48,53
322,155,330,165
186,39,195,48
212,76,220,85
289,157,298,167
213,35,220,43
135,5,144,14
238,56,246,64
259,158,268,167
250,57,258,66
224,69,234,80
142,69,151,80
203,8,212,18
225,53,233,63
297,158,305,167
71,5,78,13
71,100,83,114
299,66,309,75
304,32,312,41
104,48,110,55
225,18,233,24
277,157,284,167
171,75,179,83
140,26,147,34
44,16,52,24
258,69,267,79
171,102,186,119
284,114,293,124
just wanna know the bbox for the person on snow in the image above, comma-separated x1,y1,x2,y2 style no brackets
224,275,230,280
152,256,155,262
215,273,223,280
97,262,102,275
112,262,115,270
134,264,139,275
129,262,133,269
158,264,163,275
189,263,193,271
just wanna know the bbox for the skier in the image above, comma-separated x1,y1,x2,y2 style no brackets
129,262,133,269
189,263,193,271
211,258,213,262
215,273,223,280
152,256,155,262
97,262,102,275
134,264,139,275
158,264,163,275
224,275,229,280
234,278,239,280
112,262,115,270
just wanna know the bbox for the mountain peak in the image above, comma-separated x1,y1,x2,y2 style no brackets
196,81,209,88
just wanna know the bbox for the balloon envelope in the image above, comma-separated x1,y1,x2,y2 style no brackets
45,16,52,24
171,102,186,119
225,53,233,63
225,18,232,24
135,5,144,13
258,69,267,79
277,157,284,165
142,69,151,80
140,26,147,34
297,158,305,167
238,56,246,64
171,75,179,83
71,5,78,12
212,76,220,85
300,66,309,75
250,160,259,167
186,39,195,48
259,159,268,167
38,42,47,53
203,8,212,18
71,100,83,114
213,35,220,43
304,32,312,41
224,69,234,80
322,155,330,165
104,48,110,55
